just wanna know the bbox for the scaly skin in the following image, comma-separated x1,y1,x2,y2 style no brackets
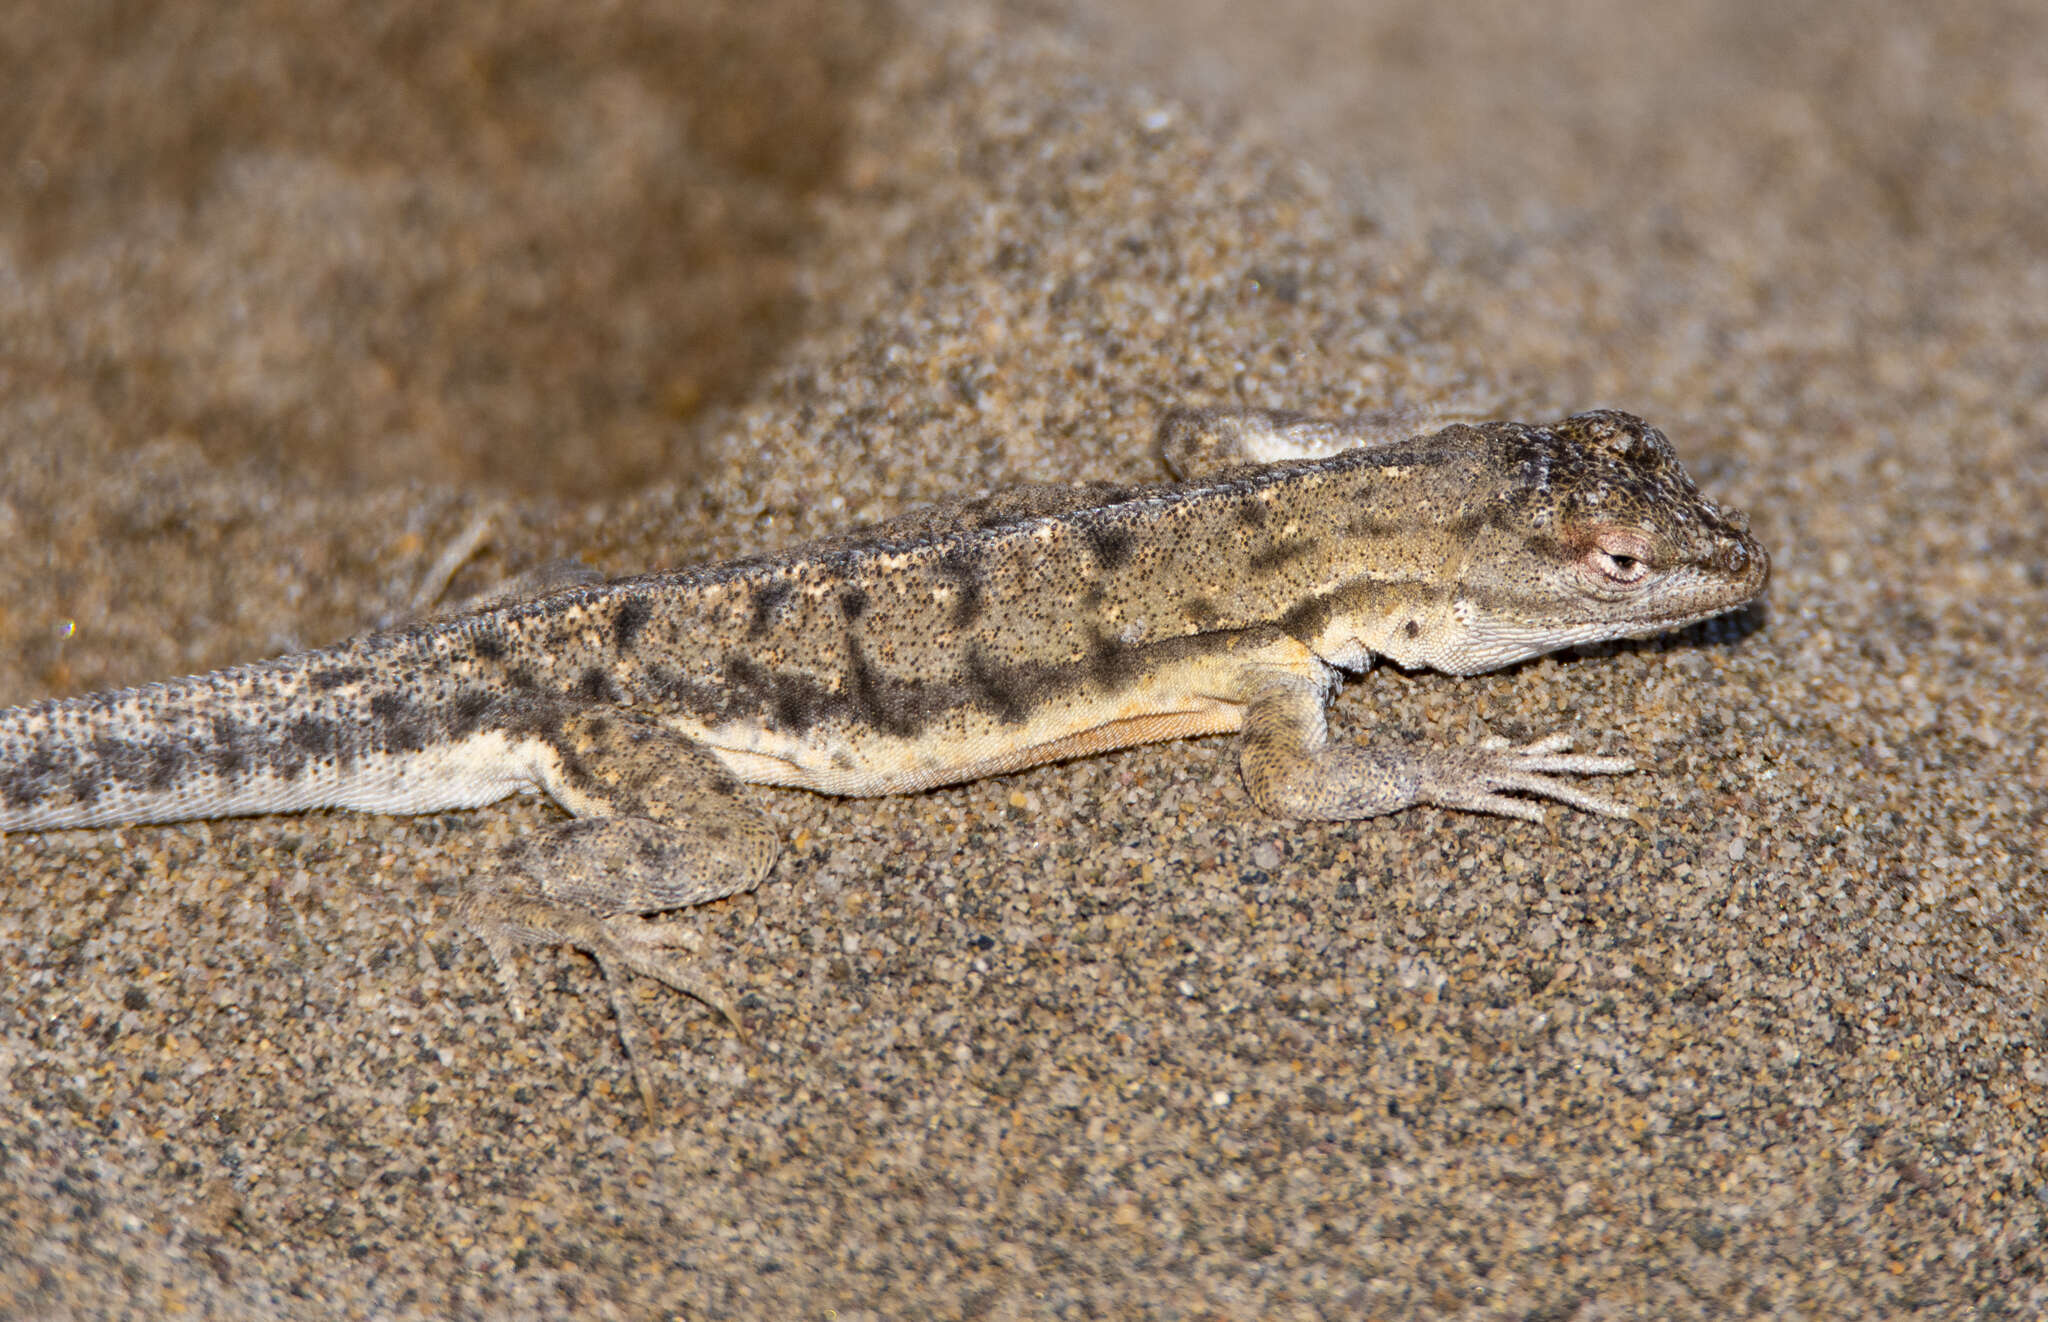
1,407,1769,1110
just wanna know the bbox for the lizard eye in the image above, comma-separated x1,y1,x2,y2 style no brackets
1581,531,1655,584
1602,552,1642,577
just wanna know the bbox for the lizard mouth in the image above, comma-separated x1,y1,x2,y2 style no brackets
1635,526,1771,626
1736,536,1772,593
1629,554,1770,635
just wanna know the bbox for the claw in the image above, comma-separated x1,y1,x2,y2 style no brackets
1419,731,1636,820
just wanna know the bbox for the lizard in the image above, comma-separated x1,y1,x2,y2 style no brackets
0,406,1770,1110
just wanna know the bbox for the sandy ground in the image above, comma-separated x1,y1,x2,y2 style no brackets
2,1,2043,1317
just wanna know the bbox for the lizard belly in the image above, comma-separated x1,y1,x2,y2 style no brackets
689,665,1255,797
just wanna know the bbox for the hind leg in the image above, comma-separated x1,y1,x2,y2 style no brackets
461,704,778,1114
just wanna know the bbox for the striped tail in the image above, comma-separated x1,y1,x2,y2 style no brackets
1,639,531,832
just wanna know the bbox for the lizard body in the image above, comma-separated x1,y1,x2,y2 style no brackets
0,408,1769,1107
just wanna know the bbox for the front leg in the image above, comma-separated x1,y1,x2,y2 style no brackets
1234,669,1636,823
462,702,779,1113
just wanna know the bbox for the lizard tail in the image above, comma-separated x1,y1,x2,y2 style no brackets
0,638,528,832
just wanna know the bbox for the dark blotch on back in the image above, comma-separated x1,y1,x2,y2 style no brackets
612,596,652,652
965,645,1033,724
499,696,566,740
938,552,985,627
749,580,794,638
287,716,339,759
1086,627,1140,690
69,767,105,806
369,691,430,752
144,739,183,789
724,654,828,735
4,742,60,807
85,733,185,792
472,631,507,662
847,644,928,738
1249,537,1316,575
310,666,367,691
1443,505,1509,539
1344,512,1403,540
1280,594,1334,643
1084,523,1135,571
771,680,826,735
207,716,251,776
574,667,618,704
450,689,494,735
841,587,869,622
269,717,320,781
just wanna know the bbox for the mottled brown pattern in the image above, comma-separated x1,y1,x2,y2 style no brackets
3,405,1766,825
0,406,1767,1108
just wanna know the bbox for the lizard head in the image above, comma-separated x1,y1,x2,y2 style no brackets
1372,410,1770,676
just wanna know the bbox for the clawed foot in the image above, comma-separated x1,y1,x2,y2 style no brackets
1418,733,1635,822
580,914,751,1117
460,890,747,1118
